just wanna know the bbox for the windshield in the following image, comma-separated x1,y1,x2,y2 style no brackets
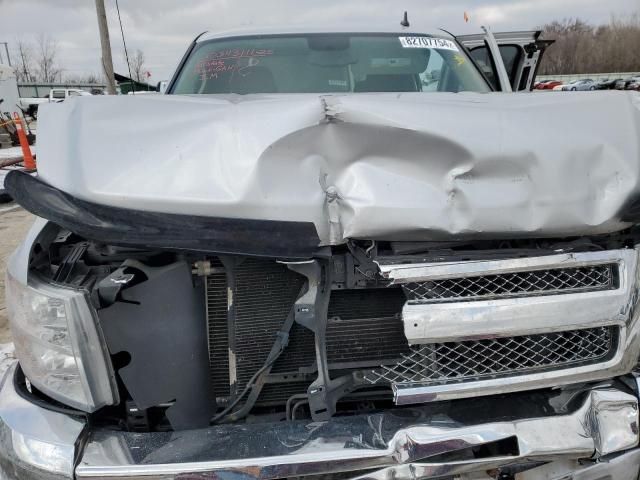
171,34,491,95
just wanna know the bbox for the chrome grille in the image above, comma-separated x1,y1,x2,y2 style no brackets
365,327,616,386
402,264,615,303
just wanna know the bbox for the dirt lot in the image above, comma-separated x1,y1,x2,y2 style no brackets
0,205,35,343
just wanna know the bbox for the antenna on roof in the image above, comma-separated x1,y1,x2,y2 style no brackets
400,11,410,27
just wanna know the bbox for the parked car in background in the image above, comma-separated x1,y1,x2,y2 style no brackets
627,78,640,91
615,78,629,89
536,80,562,90
552,83,564,91
562,79,596,91
157,80,169,93
19,88,92,119
544,80,563,89
596,78,622,90
615,77,640,90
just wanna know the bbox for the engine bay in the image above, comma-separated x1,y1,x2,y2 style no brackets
23,221,640,431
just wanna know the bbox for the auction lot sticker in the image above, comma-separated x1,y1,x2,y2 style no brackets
399,37,459,51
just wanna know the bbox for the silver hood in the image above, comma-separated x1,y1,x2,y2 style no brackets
36,91,640,245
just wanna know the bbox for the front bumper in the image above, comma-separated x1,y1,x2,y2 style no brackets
1,364,639,480
0,365,85,480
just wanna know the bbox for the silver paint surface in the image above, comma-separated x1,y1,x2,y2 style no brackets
34,91,640,245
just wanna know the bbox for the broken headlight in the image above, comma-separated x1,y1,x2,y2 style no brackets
5,269,117,412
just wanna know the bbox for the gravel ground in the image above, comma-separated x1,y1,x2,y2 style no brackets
0,342,14,378
0,205,34,376
0,146,23,160
0,147,24,191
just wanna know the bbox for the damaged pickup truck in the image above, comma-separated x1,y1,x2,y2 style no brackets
2,24,640,480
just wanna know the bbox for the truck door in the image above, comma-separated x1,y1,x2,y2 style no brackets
457,30,554,91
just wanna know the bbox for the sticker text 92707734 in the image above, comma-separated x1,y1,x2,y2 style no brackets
399,37,459,51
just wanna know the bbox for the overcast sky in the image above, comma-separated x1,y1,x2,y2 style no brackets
0,0,637,82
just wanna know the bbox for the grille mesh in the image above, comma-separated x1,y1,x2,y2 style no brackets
365,326,616,386
402,264,615,303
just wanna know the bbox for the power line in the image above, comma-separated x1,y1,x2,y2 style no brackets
115,0,135,94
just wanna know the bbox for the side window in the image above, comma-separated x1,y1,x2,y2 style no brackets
497,45,522,87
469,46,498,90
51,90,65,99
68,90,82,97
469,45,522,91
18,86,37,98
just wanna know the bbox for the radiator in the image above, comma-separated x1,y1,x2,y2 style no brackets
205,258,408,406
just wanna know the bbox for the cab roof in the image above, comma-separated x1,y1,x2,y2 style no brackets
197,24,453,43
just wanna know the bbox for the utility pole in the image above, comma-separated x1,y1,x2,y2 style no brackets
95,0,117,94
0,42,10,66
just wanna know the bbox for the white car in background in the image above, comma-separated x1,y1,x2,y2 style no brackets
562,79,597,91
19,88,92,119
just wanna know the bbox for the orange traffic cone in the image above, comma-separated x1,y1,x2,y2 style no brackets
12,112,36,171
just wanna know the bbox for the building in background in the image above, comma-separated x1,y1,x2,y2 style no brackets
114,72,157,94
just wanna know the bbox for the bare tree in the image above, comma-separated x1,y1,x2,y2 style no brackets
538,13,640,75
127,49,146,83
35,34,63,83
83,72,102,84
63,72,102,84
11,39,36,82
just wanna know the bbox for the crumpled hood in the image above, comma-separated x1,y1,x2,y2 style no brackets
36,91,640,245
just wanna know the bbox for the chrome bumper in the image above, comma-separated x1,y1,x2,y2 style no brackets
3,364,639,480
0,364,85,480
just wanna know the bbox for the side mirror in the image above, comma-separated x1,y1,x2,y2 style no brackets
157,81,169,94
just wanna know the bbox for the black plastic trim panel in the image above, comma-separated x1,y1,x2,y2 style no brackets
5,171,321,258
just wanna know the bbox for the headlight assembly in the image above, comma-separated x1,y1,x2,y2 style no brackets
5,269,117,412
